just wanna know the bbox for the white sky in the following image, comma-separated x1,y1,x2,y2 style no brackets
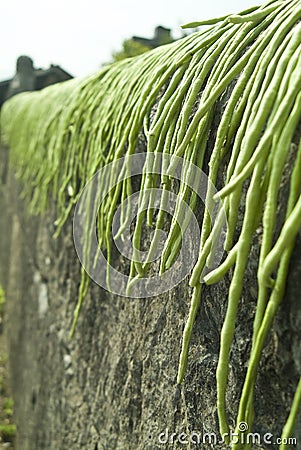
1,0,260,81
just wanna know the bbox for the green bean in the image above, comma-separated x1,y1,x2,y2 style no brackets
279,377,301,450
229,2,284,23
233,242,296,449
182,6,259,28
217,157,266,438
177,284,202,383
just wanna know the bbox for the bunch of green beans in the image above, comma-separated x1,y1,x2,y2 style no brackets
1,0,301,447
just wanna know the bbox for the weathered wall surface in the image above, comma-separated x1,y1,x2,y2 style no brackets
0,141,301,450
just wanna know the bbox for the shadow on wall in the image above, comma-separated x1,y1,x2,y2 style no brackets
0,55,73,107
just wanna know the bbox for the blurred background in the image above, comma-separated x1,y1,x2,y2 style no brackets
1,0,259,80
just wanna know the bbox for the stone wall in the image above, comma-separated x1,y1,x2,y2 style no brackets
0,142,300,450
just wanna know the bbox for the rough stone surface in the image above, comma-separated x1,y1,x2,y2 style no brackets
0,129,301,450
